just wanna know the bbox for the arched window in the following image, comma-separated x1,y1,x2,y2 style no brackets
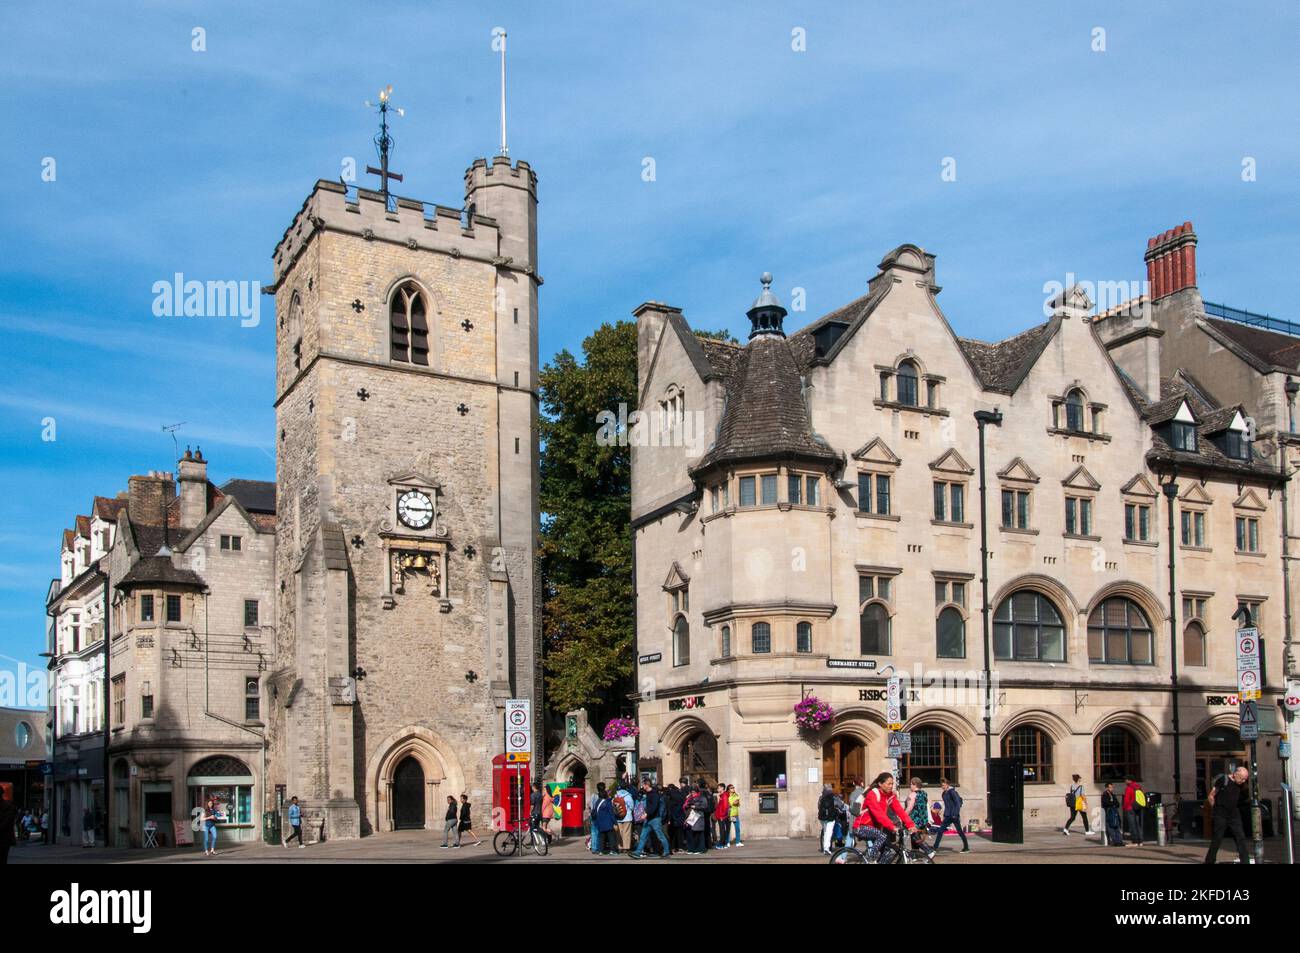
936,607,965,659
187,755,255,826
901,726,959,785
1183,621,1206,667
860,603,890,655
796,621,813,654
1094,726,1141,782
720,624,731,658
993,590,1065,661
1002,726,1054,783
1065,389,1086,432
390,281,430,365
673,615,690,667
1088,597,1153,665
751,621,771,654
897,360,919,407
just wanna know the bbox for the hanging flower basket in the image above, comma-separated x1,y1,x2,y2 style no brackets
602,717,640,742
794,695,835,732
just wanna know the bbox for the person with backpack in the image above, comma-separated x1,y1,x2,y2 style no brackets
817,784,838,855
666,782,686,853
592,784,616,855
714,783,731,849
727,783,743,847
614,782,635,852
1101,782,1123,846
1205,766,1252,864
1122,776,1146,846
1062,773,1091,836
631,779,671,858
930,777,970,852
852,772,922,860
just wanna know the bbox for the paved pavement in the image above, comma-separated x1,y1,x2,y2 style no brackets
10,826,1297,864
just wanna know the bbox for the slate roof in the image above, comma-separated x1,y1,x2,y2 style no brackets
131,523,195,558
956,320,1058,393
691,335,836,473
1205,318,1300,371
1144,374,1276,479
93,496,129,522
115,556,205,590
220,479,277,514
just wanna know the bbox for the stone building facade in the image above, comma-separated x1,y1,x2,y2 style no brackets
631,224,1290,838
263,155,541,839
46,457,277,847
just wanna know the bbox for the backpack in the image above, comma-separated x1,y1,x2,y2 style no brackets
1134,789,1147,808
613,796,628,821
1065,788,1076,807
946,788,963,815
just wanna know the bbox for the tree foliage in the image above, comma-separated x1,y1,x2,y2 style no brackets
539,321,637,715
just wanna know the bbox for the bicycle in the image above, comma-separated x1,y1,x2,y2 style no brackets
492,822,549,857
829,827,933,865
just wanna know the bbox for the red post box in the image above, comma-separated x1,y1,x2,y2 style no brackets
491,754,531,832
560,786,586,837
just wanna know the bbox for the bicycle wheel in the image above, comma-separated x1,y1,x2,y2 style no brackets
530,831,549,857
492,830,518,857
828,846,867,864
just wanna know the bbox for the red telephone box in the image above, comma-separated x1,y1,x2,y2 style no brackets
560,787,586,837
491,754,531,832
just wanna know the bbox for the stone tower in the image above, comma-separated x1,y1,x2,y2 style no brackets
265,155,541,838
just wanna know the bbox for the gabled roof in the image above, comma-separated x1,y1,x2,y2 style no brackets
74,515,91,538
956,319,1059,394
1203,318,1300,372
219,479,276,514
93,496,128,522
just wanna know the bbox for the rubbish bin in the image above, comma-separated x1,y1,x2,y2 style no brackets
263,810,282,845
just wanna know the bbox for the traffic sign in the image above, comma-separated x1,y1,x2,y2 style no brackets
888,730,912,754
505,699,532,756
1240,700,1259,742
1235,628,1262,701
505,752,531,763
886,676,902,725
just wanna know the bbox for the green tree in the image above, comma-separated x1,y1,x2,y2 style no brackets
540,321,637,716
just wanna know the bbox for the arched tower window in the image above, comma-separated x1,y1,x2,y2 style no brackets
897,360,919,407
390,282,430,365
1065,388,1086,432
673,615,690,667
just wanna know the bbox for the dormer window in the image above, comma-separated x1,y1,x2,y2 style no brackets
1223,429,1246,459
1171,421,1197,452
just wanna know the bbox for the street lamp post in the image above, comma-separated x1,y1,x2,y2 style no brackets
974,408,1003,783
1162,479,1182,833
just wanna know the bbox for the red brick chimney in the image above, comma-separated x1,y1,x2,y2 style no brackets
1144,221,1198,301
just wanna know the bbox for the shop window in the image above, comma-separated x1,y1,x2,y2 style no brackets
1093,727,1141,783
901,727,959,786
749,751,787,791
1002,725,1054,784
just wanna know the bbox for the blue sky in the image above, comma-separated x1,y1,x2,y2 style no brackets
1,2,1297,676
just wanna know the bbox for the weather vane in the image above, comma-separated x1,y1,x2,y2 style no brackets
363,85,405,203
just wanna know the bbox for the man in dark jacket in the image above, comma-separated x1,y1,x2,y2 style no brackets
1205,766,1251,864
930,777,970,852
1101,782,1123,846
818,784,838,854
631,780,669,858
666,783,686,853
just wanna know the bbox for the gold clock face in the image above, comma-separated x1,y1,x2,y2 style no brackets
396,489,434,529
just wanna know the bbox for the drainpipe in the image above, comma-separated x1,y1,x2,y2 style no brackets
1283,378,1298,822
101,570,110,847
974,408,1003,787
202,590,268,829
1161,478,1182,831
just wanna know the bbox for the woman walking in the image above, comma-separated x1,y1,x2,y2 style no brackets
200,796,221,857
1062,774,1091,835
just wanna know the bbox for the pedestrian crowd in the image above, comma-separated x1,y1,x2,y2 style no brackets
583,776,742,858
817,774,970,859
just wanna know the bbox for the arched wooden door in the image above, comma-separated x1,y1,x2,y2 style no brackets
822,735,865,798
681,731,718,788
392,757,426,830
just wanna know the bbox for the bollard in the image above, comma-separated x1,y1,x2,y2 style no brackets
1155,804,1166,846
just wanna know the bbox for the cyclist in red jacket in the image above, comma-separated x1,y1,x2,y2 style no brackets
853,772,923,858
